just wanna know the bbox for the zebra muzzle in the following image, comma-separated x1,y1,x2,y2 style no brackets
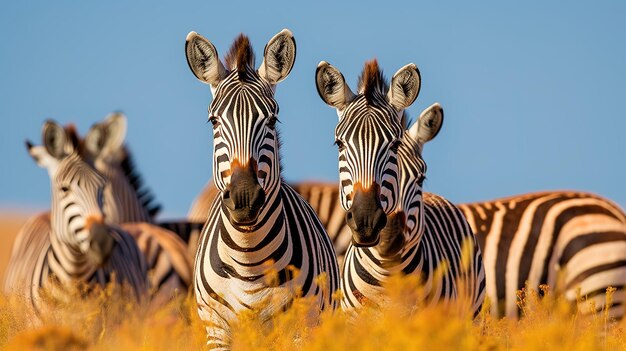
376,211,406,259
223,161,266,226
86,219,115,266
347,184,387,247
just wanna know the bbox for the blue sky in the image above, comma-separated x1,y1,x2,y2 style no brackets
1,1,625,218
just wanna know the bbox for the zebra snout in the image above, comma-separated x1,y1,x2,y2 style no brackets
223,161,266,226
376,211,406,259
347,185,387,247
87,221,115,266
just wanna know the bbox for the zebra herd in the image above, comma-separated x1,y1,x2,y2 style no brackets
5,29,626,347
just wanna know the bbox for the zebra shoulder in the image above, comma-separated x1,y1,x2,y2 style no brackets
280,183,329,234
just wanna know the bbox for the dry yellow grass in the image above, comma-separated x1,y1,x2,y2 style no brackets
0,275,624,350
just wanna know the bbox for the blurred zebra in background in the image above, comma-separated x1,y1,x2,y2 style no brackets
4,121,148,315
5,115,193,306
315,59,485,313
185,29,339,348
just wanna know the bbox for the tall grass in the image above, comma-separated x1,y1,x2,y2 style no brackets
1,275,624,350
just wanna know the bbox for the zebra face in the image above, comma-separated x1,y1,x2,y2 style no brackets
335,97,403,246
28,120,115,266
186,30,296,227
377,103,444,256
210,85,276,225
316,60,421,247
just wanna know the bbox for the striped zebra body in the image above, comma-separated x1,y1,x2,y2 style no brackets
186,30,339,347
316,60,485,313
195,182,339,343
459,191,626,318
4,122,148,315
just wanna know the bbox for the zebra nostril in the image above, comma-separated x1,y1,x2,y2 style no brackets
346,211,353,222
223,189,231,200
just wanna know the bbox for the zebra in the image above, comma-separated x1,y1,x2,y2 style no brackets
4,120,148,316
315,59,486,313
185,29,340,347
5,115,192,305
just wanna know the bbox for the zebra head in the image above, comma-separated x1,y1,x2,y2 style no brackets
186,30,296,226
316,60,421,247
27,120,114,266
378,103,444,258
83,112,160,223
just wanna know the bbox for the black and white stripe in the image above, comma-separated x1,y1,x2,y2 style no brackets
459,191,626,318
186,30,339,348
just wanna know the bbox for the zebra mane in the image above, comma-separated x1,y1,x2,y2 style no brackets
64,124,82,153
401,111,410,130
224,34,256,81
357,59,389,106
118,146,162,218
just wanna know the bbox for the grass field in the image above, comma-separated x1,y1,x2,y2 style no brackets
1,215,626,350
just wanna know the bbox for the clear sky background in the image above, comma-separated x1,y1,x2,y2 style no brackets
1,1,624,218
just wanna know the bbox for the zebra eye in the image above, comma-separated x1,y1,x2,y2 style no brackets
334,139,345,150
208,115,219,128
61,185,70,193
267,116,279,129
389,140,402,153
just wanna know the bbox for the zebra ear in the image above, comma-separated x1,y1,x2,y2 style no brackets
316,61,356,113
85,112,127,160
407,103,444,148
42,120,69,160
387,63,421,112
185,31,228,87
26,140,58,169
258,29,296,85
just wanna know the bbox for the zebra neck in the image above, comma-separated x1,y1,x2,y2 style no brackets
218,187,286,267
48,230,99,282
403,221,426,254
356,242,424,277
99,165,152,223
